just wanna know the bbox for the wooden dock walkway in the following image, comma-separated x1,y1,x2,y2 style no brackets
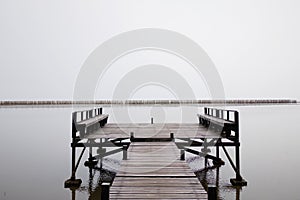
110,142,207,200
65,107,247,200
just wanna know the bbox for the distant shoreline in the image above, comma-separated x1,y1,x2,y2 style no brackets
0,99,297,106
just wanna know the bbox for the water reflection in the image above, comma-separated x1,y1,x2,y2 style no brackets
68,158,117,200
196,164,242,200
68,154,244,200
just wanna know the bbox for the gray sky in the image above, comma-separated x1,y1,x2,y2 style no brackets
0,0,299,101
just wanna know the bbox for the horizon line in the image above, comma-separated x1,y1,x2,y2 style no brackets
0,99,298,105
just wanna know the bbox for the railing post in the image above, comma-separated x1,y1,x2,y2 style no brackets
216,110,220,118
81,111,84,121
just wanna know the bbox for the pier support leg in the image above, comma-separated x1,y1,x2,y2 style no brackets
84,142,97,167
64,127,82,188
230,112,247,186
230,144,247,186
101,182,110,200
208,185,217,200
71,188,76,200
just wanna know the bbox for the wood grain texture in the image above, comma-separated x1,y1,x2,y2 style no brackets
86,123,220,139
110,142,207,199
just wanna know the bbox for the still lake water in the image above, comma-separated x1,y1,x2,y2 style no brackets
0,105,299,200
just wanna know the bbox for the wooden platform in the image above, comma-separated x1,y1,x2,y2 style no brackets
110,142,207,199
86,123,220,139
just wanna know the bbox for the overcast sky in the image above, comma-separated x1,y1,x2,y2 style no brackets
0,0,299,101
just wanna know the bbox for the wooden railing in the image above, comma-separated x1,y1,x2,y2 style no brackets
198,107,239,138
72,108,108,138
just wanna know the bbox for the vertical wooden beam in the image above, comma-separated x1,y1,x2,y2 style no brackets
180,149,185,160
101,182,110,200
208,185,217,200
130,132,134,141
122,145,127,160
234,111,241,181
170,133,174,141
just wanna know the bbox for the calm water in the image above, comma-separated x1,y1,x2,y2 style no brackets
0,105,299,200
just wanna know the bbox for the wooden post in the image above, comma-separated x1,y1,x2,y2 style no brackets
151,117,153,124
234,111,241,181
208,185,217,200
180,149,185,160
71,113,77,180
216,145,219,159
101,182,110,200
122,145,127,160
170,133,174,141
130,132,134,141
64,113,82,188
227,111,230,121
81,111,84,121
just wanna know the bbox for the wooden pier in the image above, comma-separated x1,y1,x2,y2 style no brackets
65,107,247,200
110,142,207,199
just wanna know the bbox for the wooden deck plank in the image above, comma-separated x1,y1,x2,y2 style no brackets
110,193,207,199
110,142,207,199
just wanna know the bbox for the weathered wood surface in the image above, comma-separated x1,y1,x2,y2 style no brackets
110,142,207,199
76,114,108,127
86,123,220,139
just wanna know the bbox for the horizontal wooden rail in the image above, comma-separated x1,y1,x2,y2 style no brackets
72,107,108,138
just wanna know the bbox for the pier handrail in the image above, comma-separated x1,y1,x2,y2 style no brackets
197,107,239,138
72,108,108,138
